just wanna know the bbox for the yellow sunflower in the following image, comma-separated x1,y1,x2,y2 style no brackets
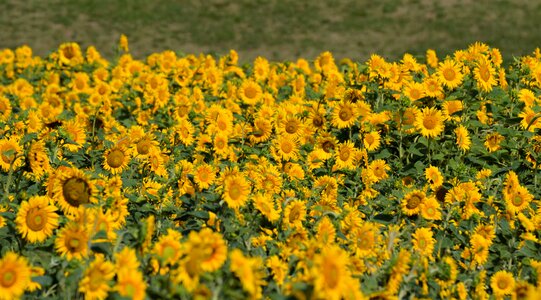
272,135,299,162
484,132,505,152
193,163,216,190
103,146,131,174
238,80,262,105
153,228,183,266
0,138,23,172
420,197,442,220
55,222,89,260
229,249,266,299
62,119,87,152
425,165,443,189
52,167,95,215
116,269,146,300
253,193,280,222
404,81,426,102
283,200,307,229
249,117,273,144
0,252,31,300
277,115,304,140
474,57,497,92
222,174,251,209
331,100,357,129
333,141,356,170
454,125,471,151
369,159,390,182
27,141,51,179
0,95,12,122
58,42,83,66
415,107,445,138
363,131,381,152
437,59,464,89
412,227,435,259
505,185,533,214
188,228,228,272
490,270,515,297
15,195,59,243
312,245,352,300
78,254,115,300
401,189,426,216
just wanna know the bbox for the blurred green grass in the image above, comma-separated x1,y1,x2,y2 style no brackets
1,0,540,63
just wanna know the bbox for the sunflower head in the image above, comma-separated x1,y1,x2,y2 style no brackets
53,168,94,215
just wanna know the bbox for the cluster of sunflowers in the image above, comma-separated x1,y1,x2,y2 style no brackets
0,36,540,299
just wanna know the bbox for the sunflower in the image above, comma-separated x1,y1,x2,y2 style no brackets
249,117,273,144
369,159,390,182
307,105,327,131
0,138,23,172
103,146,130,175
133,133,158,157
253,193,280,222
266,256,288,288
316,132,338,158
505,185,533,214
58,42,83,66
0,252,31,300
401,189,426,216
193,163,216,190
153,229,183,265
474,57,497,92
454,125,471,151
229,249,266,299
55,222,89,260
283,200,306,229
213,132,231,158
426,49,438,68
415,107,444,138
333,141,356,170
484,132,505,152
442,100,463,121
116,270,146,300
331,100,357,129
423,75,444,98
254,167,283,195
412,227,435,259
312,245,352,300
239,80,262,105
425,165,443,189
363,131,381,152
404,81,426,102
15,195,59,243
277,115,304,140
519,107,540,131
490,270,515,297
222,174,251,209
420,197,442,220
62,119,87,152
52,167,95,215
272,135,299,162
27,141,51,178
0,95,11,122
189,228,228,272
78,254,115,300
316,216,336,244
437,59,464,89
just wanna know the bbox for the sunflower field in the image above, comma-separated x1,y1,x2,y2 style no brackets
0,38,541,300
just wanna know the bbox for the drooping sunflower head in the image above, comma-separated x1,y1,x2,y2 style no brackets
53,167,95,215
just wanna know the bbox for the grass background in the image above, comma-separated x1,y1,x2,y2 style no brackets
1,0,540,63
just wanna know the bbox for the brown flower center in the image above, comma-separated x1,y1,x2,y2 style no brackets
63,177,90,207
1,270,16,288
228,184,242,200
244,86,257,99
321,140,334,153
497,278,508,290
407,195,421,209
26,207,48,231
480,66,491,82
107,149,125,168
67,236,83,252
312,115,324,127
443,68,456,81
285,120,298,134
136,140,151,155
339,106,353,121
423,115,437,130
339,147,350,161
280,141,293,154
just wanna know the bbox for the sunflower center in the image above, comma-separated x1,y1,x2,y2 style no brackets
497,278,508,290
63,47,74,59
322,140,334,153
285,121,298,134
480,66,491,82
512,194,524,207
217,120,228,131
136,140,151,155
107,149,125,168
339,106,353,121
228,184,242,200
426,207,435,216
215,139,225,149
0,101,6,112
312,115,324,127
1,270,16,288
26,207,48,231
443,68,456,81
418,238,426,249
125,283,136,297
244,86,257,99
89,270,103,290
281,141,293,154
339,148,350,161
407,195,421,209
67,236,83,252
289,208,300,223
423,115,437,130
62,177,90,207
1,147,16,164
163,245,176,261
324,262,339,289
